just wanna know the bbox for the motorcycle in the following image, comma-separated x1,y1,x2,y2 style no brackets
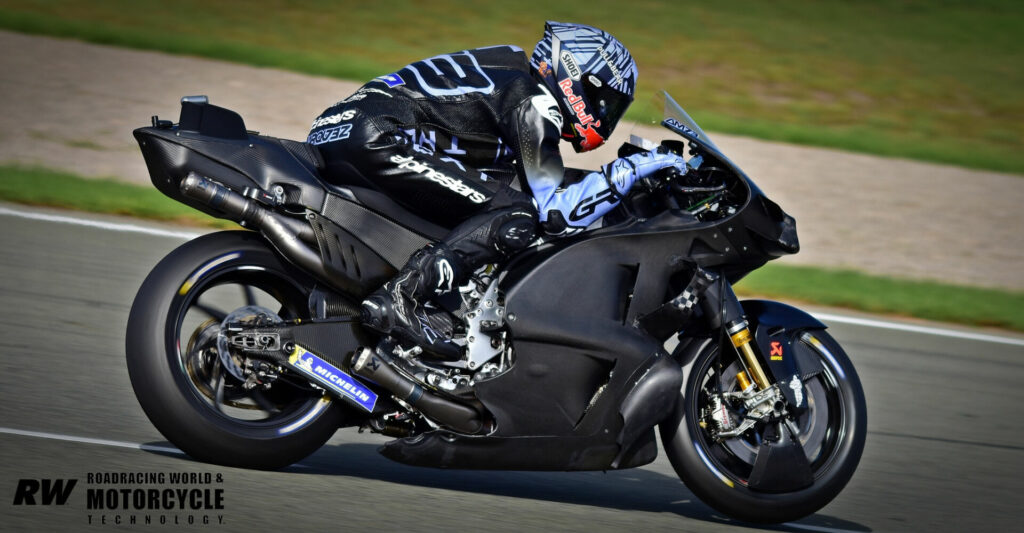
126,92,865,524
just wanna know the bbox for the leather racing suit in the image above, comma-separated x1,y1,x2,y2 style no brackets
309,45,683,359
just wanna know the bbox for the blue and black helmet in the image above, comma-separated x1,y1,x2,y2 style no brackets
530,21,638,153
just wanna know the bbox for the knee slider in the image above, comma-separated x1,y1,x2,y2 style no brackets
496,212,537,252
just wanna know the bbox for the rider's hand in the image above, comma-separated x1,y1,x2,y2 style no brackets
631,150,688,180
605,151,687,194
614,148,688,192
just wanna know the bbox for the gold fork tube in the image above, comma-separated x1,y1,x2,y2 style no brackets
729,325,771,390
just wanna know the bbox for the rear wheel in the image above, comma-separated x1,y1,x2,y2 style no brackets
126,231,355,469
660,331,866,524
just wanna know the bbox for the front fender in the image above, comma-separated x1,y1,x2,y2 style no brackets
741,300,825,331
742,300,826,412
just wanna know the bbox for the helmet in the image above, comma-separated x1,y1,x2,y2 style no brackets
530,21,638,153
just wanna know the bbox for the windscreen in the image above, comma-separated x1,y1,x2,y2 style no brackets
657,91,720,151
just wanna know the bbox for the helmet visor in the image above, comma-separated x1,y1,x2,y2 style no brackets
583,74,632,134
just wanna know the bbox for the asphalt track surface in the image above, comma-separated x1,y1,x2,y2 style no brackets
1,205,1022,532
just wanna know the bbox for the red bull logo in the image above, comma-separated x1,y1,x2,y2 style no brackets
558,78,605,150
558,78,596,126
574,122,604,151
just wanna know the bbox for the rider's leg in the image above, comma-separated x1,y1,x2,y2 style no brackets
361,206,536,359
310,113,538,359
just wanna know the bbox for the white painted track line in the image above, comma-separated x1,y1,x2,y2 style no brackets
0,427,317,469
813,312,1024,347
0,205,202,240
0,426,183,455
3,204,1022,347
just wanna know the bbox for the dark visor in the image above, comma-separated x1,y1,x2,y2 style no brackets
583,75,632,132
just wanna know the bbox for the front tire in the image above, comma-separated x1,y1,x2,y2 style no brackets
126,231,352,469
660,331,866,524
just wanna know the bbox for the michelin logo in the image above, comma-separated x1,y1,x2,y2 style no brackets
289,347,377,411
389,155,487,204
295,353,315,373
789,375,804,407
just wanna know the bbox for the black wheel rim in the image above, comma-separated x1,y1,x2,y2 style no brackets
167,253,331,434
689,333,848,488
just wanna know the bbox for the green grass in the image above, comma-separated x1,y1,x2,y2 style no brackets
0,166,234,228
1,1,1022,174
2,165,1021,332
735,264,1024,332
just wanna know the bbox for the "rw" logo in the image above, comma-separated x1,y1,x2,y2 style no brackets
12,479,78,505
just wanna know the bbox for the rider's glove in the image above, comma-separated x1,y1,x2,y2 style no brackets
603,151,688,197
535,151,689,232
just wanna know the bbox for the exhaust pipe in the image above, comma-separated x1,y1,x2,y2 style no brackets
351,347,484,434
180,173,346,287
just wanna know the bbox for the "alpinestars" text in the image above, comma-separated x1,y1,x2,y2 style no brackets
389,155,487,204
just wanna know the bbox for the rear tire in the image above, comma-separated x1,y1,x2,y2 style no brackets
660,331,866,524
126,231,353,469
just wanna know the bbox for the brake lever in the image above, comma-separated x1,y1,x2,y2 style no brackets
672,182,726,194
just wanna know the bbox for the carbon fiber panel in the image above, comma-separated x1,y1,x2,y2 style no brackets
308,215,396,297
319,193,432,268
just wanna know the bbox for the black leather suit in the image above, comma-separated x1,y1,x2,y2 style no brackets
309,45,580,245
309,45,593,357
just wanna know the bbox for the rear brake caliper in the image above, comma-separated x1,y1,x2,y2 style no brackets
218,305,286,388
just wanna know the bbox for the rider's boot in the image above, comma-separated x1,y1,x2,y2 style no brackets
360,243,464,361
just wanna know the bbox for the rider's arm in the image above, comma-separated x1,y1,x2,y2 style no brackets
508,86,687,234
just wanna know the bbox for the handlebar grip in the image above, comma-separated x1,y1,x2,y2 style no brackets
656,166,684,182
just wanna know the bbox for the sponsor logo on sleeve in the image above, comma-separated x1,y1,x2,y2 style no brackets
309,110,356,129
341,87,394,104
568,188,617,223
306,123,353,145
374,73,406,88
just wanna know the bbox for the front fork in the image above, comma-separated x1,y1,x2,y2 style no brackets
727,320,772,390
693,272,795,441
698,272,773,393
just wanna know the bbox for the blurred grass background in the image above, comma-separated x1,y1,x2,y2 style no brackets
3,165,1022,332
0,0,1021,174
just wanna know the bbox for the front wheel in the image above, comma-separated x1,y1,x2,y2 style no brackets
126,231,353,469
660,331,866,524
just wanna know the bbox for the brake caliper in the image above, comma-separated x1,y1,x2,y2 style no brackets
704,384,784,441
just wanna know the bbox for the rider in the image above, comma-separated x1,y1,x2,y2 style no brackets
309,21,687,360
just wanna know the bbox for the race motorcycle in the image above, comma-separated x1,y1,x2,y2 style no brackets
126,93,865,524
